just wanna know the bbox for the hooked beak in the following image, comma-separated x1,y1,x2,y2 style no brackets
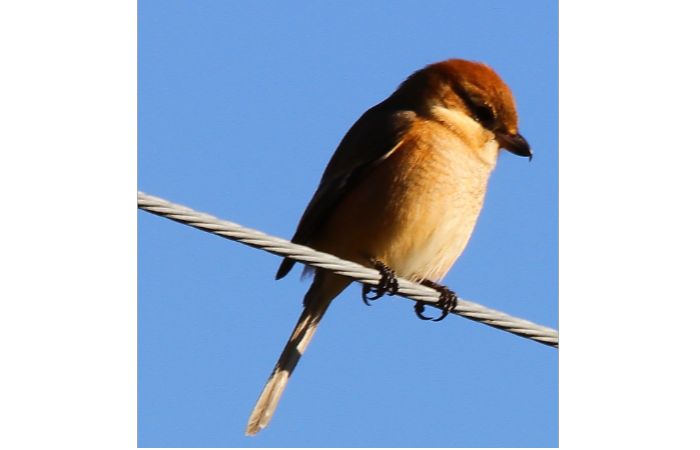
496,131,532,161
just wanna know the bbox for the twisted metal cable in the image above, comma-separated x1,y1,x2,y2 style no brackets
138,191,558,348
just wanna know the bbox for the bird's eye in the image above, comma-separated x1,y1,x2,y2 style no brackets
454,84,497,130
472,104,496,129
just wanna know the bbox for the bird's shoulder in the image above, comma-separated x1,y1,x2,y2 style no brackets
318,103,417,185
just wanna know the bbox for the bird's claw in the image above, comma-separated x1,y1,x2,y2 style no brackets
413,301,433,320
362,259,399,306
414,280,458,322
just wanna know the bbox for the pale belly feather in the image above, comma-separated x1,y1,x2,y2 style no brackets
311,114,500,283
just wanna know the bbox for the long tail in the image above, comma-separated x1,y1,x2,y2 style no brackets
245,272,350,436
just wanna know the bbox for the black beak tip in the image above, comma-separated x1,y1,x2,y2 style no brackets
497,131,532,161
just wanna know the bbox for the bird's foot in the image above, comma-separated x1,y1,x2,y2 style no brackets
362,259,399,305
414,280,458,322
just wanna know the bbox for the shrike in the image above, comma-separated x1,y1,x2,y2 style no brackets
246,59,532,435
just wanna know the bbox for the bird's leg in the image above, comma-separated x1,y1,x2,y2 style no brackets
362,259,399,306
414,280,458,322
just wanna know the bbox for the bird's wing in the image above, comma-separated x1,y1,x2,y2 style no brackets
276,104,416,279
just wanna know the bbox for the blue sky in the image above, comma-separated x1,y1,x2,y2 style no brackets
138,1,557,447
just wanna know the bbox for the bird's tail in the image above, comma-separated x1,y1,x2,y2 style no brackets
245,272,350,436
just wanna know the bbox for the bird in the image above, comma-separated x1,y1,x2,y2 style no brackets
245,58,532,435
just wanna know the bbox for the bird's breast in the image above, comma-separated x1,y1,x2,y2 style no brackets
311,120,500,282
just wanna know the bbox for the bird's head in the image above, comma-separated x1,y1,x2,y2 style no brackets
395,59,532,160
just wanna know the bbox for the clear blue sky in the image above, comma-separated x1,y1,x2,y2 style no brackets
138,1,558,447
